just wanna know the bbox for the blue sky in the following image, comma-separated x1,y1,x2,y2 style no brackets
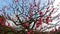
0,0,48,15
0,0,12,9
0,0,47,9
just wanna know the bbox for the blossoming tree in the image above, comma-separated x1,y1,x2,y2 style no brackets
0,0,60,34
